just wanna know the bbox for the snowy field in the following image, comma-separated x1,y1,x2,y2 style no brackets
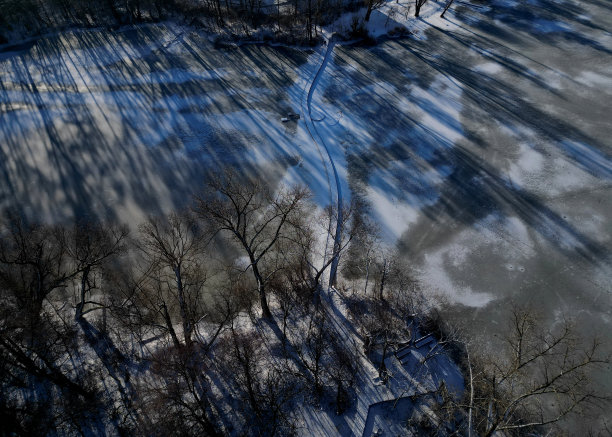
1,0,611,429
0,25,320,222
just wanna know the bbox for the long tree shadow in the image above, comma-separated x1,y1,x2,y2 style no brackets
329,8,610,263
0,24,313,223
460,0,612,55
422,145,608,262
76,316,140,423
397,36,612,178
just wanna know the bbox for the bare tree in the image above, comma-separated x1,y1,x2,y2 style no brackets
142,343,223,437
385,254,428,318
68,220,128,321
295,310,331,400
217,323,300,435
376,254,392,301
326,335,358,415
343,213,381,296
137,212,209,349
0,217,71,332
194,170,309,319
354,297,409,383
469,305,610,436
269,271,304,354
135,272,237,437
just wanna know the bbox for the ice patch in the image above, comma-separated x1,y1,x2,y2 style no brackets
416,213,541,307
507,142,545,187
365,158,452,241
473,62,503,75
571,213,608,243
503,216,533,249
420,250,495,307
367,185,419,240
474,214,536,258
399,75,464,146
576,71,612,88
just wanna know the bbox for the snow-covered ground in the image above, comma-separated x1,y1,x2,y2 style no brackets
1,0,611,431
203,287,465,437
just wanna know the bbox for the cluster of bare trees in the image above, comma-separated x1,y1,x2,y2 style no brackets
0,217,129,434
0,0,170,39
0,0,358,44
0,171,360,435
0,171,608,435
0,0,460,45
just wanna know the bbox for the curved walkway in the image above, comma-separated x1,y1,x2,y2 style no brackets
303,38,343,287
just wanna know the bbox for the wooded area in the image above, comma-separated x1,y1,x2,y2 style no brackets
1,171,608,435
0,0,370,44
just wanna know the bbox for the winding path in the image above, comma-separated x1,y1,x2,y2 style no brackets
303,39,344,287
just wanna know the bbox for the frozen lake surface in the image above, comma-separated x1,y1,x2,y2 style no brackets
1,0,611,428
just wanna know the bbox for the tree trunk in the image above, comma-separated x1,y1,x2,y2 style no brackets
162,303,182,350
251,262,272,319
484,421,498,437
134,0,142,21
378,258,388,301
312,253,335,298
233,335,261,417
364,257,371,295
155,0,164,19
282,308,289,355
379,341,389,383
365,1,374,22
440,0,455,18
485,375,497,436
174,265,193,347
75,266,91,320
186,369,222,437
307,0,313,43
467,350,474,437
329,236,341,288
